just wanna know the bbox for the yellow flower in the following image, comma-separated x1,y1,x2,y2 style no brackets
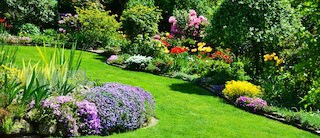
164,47,169,53
165,32,170,37
276,58,284,66
222,80,262,100
161,37,166,40
197,42,206,47
191,48,197,52
263,54,271,61
271,52,276,56
204,47,212,53
158,43,162,47
198,47,204,51
273,56,279,61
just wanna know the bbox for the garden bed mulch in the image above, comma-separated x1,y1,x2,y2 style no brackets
88,50,320,136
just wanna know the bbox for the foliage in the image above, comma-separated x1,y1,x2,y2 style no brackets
18,23,40,35
236,96,268,112
87,83,155,135
206,0,304,78
122,34,163,57
208,60,250,85
125,55,152,71
75,3,121,49
223,80,262,101
301,80,320,109
0,0,56,27
126,0,155,8
121,5,162,40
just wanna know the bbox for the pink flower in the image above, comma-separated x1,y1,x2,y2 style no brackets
170,24,178,33
194,18,201,25
189,9,197,17
153,35,160,40
168,16,176,24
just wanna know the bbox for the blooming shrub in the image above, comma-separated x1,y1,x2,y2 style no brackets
107,55,118,63
223,80,262,100
236,96,268,112
39,96,101,136
125,55,153,71
169,9,208,38
87,83,155,135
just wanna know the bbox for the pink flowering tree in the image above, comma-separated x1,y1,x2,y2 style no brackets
169,9,208,40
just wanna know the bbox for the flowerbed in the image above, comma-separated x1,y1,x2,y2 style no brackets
0,46,156,137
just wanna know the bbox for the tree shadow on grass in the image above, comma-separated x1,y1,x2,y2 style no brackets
92,53,107,63
169,82,214,96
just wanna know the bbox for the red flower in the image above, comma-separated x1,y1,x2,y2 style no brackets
0,18,5,23
216,51,222,55
161,40,170,47
200,52,205,55
222,55,230,59
167,34,173,39
170,47,187,54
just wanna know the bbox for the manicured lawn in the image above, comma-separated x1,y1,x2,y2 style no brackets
13,46,317,138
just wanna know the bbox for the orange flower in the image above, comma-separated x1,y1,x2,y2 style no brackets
216,51,222,55
167,34,173,39
161,40,170,47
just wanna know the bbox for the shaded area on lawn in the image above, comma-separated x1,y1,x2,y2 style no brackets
170,82,214,96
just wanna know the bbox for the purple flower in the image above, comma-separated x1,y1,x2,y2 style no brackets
236,96,267,112
107,55,118,63
87,83,155,135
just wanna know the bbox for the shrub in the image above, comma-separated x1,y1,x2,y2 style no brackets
122,34,163,57
301,80,320,109
169,9,208,40
75,3,121,49
126,0,155,8
125,55,152,71
87,83,155,135
236,96,268,112
0,0,56,27
208,60,250,85
223,80,262,101
38,96,101,136
206,0,303,77
18,23,40,35
121,5,162,40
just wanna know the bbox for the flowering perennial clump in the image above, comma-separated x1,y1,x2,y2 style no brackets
40,96,101,136
236,96,268,112
263,53,284,66
223,80,262,100
87,83,155,135
125,55,152,70
107,55,118,63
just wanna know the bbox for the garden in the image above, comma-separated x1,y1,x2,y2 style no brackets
0,0,319,137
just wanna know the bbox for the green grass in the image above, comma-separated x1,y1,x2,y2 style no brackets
11,45,318,138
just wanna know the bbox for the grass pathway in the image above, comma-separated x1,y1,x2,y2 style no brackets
14,46,317,138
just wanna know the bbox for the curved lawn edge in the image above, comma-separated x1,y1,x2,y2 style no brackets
12,46,318,138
